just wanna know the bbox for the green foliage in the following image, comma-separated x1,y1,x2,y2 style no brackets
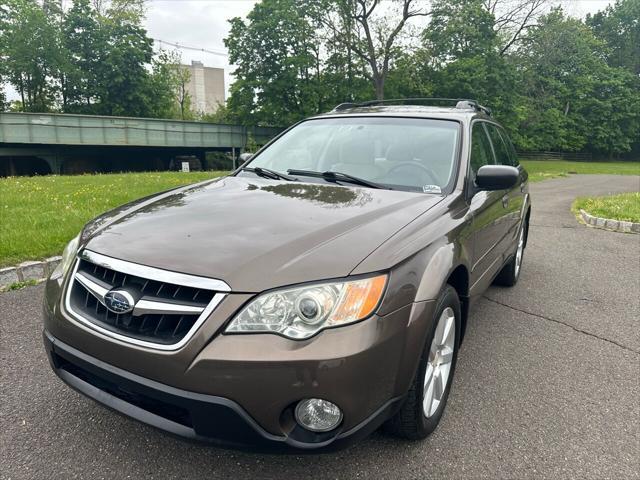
146,50,191,119
586,0,640,75
0,0,192,119
60,0,102,111
424,0,498,63
200,103,234,124
226,0,639,157
224,0,394,126
0,0,60,111
244,133,259,153
4,279,39,291
515,9,640,155
573,192,640,224
225,0,328,126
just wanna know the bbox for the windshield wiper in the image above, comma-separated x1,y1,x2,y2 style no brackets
287,169,387,190
242,167,297,181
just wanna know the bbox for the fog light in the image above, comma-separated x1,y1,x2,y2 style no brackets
294,398,343,432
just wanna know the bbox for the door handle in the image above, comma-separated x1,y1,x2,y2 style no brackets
502,194,509,208
520,183,525,192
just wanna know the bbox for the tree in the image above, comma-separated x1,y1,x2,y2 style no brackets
415,0,524,140
0,0,61,112
225,0,328,125
175,65,193,120
145,50,192,119
61,0,102,111
0,86,6,111
323,0,430,99
224,0,421,125
425,0,498,63
586,0,640,76
484,0,548,54
517,8,639,155
90,0,153,116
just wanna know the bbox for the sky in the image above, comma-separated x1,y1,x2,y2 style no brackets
3,0,614,102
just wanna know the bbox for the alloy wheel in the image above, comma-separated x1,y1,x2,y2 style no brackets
423,307,456,418
515,226,525,277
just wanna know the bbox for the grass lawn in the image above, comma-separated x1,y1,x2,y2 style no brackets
521,160,640,182
0,171,226,267
573,192,640,223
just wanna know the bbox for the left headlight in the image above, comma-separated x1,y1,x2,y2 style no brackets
50,234,80,279
225,274,387,339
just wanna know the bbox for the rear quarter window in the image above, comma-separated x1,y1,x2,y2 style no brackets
486,124,517,167
501,129,520,167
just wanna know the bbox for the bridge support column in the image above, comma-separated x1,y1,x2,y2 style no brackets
42,156,62,175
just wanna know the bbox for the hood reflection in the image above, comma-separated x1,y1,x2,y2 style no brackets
246,182,373,208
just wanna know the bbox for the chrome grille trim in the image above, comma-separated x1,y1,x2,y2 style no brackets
79,250,231,292
63,250,230,351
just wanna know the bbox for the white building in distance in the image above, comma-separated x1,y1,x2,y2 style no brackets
182,61,225,115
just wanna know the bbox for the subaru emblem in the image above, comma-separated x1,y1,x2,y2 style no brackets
103,289,135,314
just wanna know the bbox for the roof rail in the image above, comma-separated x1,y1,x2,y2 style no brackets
331,98,492,116
454,100,492,116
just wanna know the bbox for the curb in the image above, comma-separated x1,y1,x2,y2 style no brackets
580,209,640,234
0,256,62,290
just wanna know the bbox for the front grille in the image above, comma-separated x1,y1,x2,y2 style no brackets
66,252,228,348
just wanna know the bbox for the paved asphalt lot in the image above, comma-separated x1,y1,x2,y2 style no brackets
2,174,639,479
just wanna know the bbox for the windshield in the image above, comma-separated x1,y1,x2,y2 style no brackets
244,117,460,193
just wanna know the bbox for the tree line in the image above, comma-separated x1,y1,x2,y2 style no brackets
0,0,192,118
1,0,638,157
223,0,639,158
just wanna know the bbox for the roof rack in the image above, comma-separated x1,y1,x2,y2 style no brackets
332,98,492,116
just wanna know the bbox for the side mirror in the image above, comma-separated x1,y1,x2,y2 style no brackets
475,165,519,191
238,153,253,166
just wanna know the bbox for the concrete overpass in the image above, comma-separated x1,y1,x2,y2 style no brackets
0,112,282,175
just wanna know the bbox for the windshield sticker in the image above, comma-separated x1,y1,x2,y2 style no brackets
422,185,442,194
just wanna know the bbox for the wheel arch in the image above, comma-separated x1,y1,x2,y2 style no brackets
446,264,470,343
411,238,471,343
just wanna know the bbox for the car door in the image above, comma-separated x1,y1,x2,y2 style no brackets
468,121,505,296
485,123,524,251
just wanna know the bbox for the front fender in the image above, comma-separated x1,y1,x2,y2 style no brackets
414,238,470,302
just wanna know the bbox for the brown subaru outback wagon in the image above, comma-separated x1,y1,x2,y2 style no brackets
43,99,530,451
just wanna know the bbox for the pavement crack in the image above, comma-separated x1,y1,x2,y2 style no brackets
482,295,640,355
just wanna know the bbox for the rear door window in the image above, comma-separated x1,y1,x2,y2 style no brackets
485,124,511,166
470,122,494,179
486,124,517,167
501,129,520,167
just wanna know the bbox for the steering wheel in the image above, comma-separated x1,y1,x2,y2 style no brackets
386,161,439,186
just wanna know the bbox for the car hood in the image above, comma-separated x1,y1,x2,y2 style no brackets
83,176,442,292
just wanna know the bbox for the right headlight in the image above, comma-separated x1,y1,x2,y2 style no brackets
50,234,80,279
225,274,387,339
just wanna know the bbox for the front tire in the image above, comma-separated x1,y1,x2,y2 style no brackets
385,285,461,440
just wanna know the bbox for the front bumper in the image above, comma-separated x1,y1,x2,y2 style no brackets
44,330,403,451
44,271,437,450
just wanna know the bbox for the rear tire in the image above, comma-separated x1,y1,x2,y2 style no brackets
494,221,527,287
384,285,461,440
